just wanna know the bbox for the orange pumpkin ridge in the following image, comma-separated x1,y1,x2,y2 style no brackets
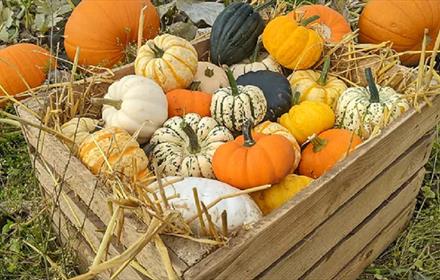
212,120,296,189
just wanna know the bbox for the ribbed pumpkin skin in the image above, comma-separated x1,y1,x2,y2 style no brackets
135,34,198,92
79,127,150,183
251,174,313,215
210,2,265,65
0,43,53,98
61,117,100,147
288,70,347,110
294,5,351,43
64,0,160,67
212,132,295,189
237,70,292,121
359,0,440,66
230,55,282,79
262,15,323,70
299,129,362,178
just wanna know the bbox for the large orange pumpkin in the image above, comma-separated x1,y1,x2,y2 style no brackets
64,0,160,67
212,120,295,189
0,43,54,101
359,0,440,66
291,5,351,43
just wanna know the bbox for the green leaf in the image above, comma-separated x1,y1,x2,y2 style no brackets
422,186,436,199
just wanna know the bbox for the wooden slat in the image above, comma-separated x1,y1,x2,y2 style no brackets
258,133,433,279
303,170,424,280
34,156,146,280
184,96,440,280
334,203,417,280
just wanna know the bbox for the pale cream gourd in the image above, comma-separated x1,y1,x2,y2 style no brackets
230,55,282,79
193,62,229,94
61,117,100,147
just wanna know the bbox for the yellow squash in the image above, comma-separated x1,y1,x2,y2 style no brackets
262,15,323,70
251,174,313,215
279,99,335,144
288,57,347,110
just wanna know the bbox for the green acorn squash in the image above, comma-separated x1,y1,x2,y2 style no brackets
237,70,292,121
210,2,265,66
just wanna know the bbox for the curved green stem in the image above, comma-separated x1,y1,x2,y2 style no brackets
225,67,240,96
251,37,262,63
300,15,320,26
189,81,201,91
242,119,256,147
291,91,301,106
364,68,380,103
317,56,331,86
149,42,164,58
92,98,122,110
180,121,201,154
311,135,328,153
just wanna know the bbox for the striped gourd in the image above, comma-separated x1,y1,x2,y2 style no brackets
288,57,346,110
149,113,233,178
230,55,282,79
79,127,150,183
210,69,267,132
336,68,409,139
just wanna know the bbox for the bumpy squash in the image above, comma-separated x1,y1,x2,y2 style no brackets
251,174,313,215
262,15,324,70
279,97,335,144
149,113,233,178
64,0,160,67
210,69,267,132
288,57,347,110
336,68,409,139
212,120,295,189
299,129,362,178
210,2,265,65
135,34,198,92
237,70,292,121
193,62,229,94
79,127,150,183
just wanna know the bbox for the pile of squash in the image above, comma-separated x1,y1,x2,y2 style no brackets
56,0,438,230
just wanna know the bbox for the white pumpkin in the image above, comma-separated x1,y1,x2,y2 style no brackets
149,113,233,178
193,62,229,94
98,75,168,144
336,69,409,139
210,70,267,132
230,54,282,79
150,176,262,234
61,117,100,147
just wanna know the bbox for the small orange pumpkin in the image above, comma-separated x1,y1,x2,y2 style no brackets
291,5,351,43
299,128,362,178
212,120,295,189
166,83,212,117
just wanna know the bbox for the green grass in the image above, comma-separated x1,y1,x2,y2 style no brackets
0,108,77,279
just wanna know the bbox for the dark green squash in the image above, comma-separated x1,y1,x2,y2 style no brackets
237,70,292,121
210,2,265,66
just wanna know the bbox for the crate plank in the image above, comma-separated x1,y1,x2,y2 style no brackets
257,134,433,279
34,156,146,280
302,171,424,280
333,203,417,280
184,97,440,280
264,167,424,280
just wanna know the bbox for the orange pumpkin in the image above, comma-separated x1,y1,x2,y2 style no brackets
212,120,295,189
291,5,351,43
64,0,160,67
299,129,362,178
0,43,54,102
359,0,440,66
166,83,212,117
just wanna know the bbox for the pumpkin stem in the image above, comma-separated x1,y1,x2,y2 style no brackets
291,90,301,106
317,56,331,86
224,67,240,96
365,68,380,103
180,121,201,154
255,0,275,12
300,15,320,26
189,81,201,91
91,98,122,110
310,135,328,153
150,42,164,58
204,67,214,77
242,119,256,147
251,37,262,63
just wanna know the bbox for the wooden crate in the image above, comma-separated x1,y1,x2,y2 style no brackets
16,38,440,279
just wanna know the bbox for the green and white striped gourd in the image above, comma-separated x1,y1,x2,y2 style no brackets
210,69,267,132
149,113,233,178
336,68,409,139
